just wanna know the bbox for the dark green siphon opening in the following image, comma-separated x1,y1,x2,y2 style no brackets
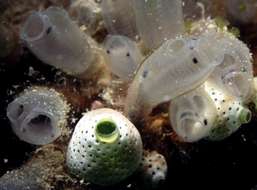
96,120,117,136
95,119,119,143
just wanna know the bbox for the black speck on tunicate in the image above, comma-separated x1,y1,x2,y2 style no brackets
143,70,148,78
106,50,110,54
204,119,208,126
46,27,52,35
126,52,130,57
17,104,24,117
192,57,198,64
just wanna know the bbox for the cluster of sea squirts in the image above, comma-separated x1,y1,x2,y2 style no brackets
1,0,257,189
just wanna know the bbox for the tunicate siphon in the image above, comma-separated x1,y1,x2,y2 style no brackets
204,80,252,141
169,85,217,142
7,87,70,145
21,6,96,76
202,30,254,102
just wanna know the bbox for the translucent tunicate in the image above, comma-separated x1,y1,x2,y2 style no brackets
125,35,218,120
7,87,70,145
202,30,254,102
100,0,137,39
133,0,184,49
104,35,143,81
21,6,95,75
169,85,217,142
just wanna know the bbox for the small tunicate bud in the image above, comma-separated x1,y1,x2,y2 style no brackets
138,150,168,189
66,108,143,186
7,87,70,145
104,35,142,81
20,6,96,76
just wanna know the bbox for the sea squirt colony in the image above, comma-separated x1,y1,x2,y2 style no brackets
2,0,257,189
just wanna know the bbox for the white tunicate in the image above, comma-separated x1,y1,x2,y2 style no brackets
66,108,143,186
204,80,252,141
133,0,185,49
226,0,257,24
125,35,218,120
138,151,167,189
104,35,143,81
7,87,69,145
100,0,137,39
21,6,95,75
202,30,254,102
169,85,217,142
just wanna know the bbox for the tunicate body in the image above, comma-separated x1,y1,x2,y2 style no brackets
125,35,219,120
204,81,252,141
169,85,217,142
21,6,95,75
138,151,167,189
66,108,143,186
100,0,137,39
104,35,142,81
202,30,254,102
7,87,69,145
133,0,184,49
